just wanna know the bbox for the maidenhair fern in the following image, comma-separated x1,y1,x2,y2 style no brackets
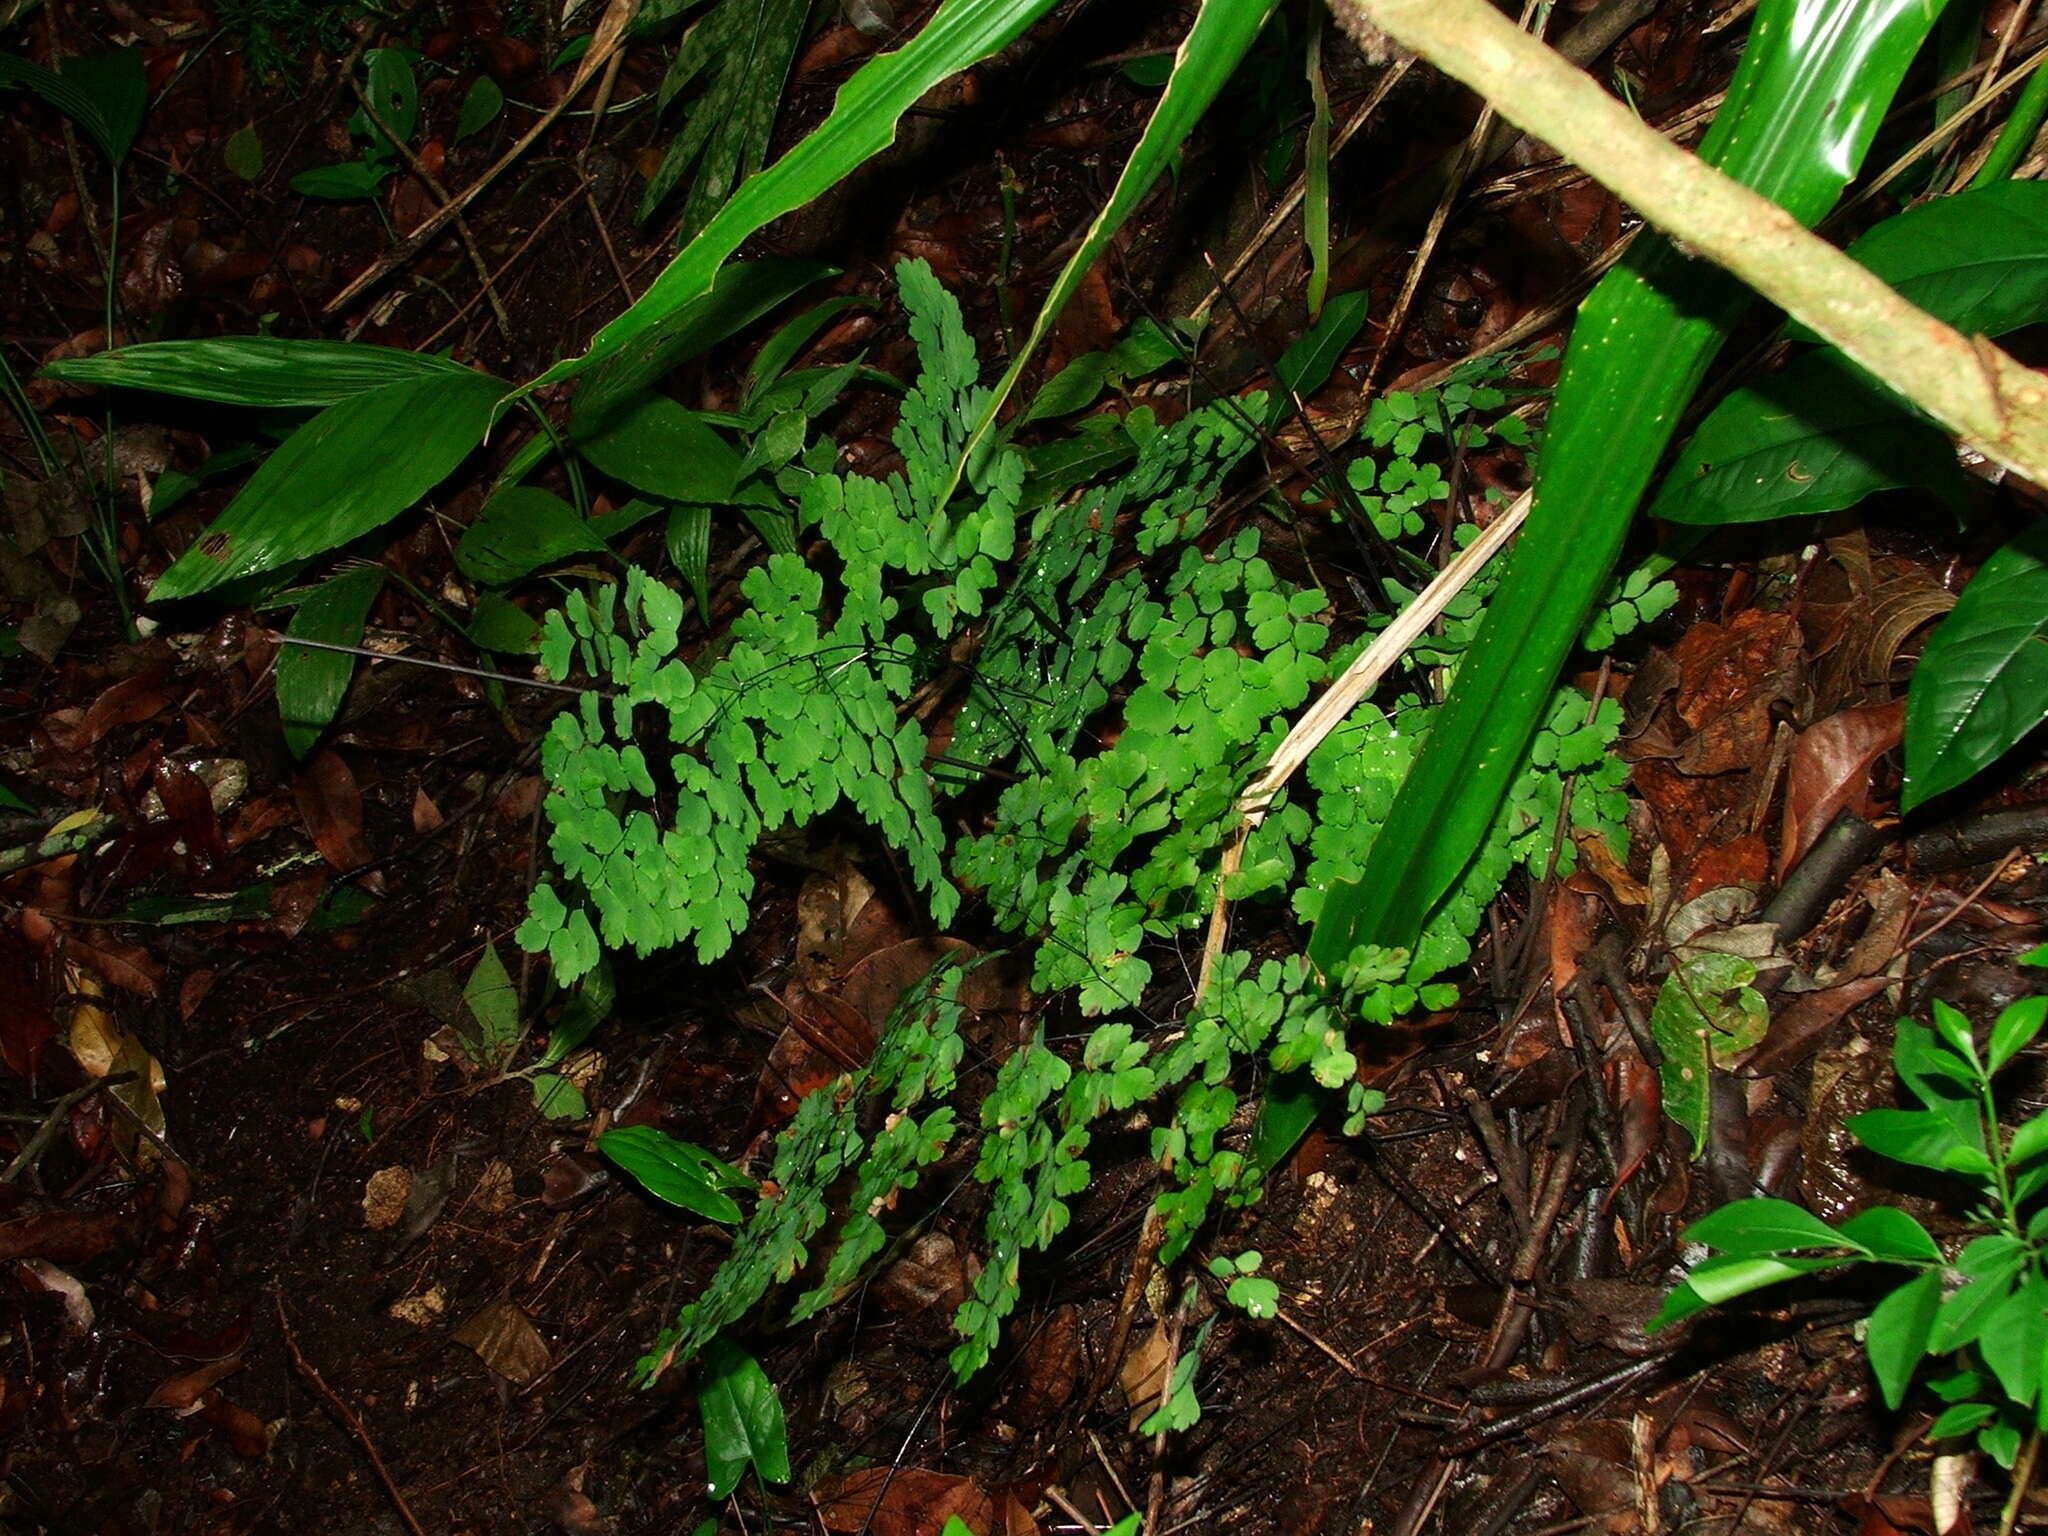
524,261,1639,1397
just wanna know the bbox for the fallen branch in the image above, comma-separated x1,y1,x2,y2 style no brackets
1324,0,2048,488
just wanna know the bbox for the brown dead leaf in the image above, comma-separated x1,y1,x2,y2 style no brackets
0,931,57,1082
292,749,381,886
453,1298,550,1386
794,861,876,984
193,1389,272,1457
1745,975,1892,1077
1540,1418,1639,1533
1777,701,1902,880
1120,1320,1171,1431
43,673,173,754
1008,1303,1079,1428
146,1354,243,1411
815,1467,996,1536
1667,611,1804,775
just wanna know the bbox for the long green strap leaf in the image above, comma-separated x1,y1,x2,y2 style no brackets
151,369,506,601
1306,0,1947,978
531,0,1064,394
948,0,1281,501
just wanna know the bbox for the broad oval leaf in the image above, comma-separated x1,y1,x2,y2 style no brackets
1903,523,2048,810
1865,1268,1942,1411
575,393,742,503
1790,179,2048,343
468,591,543,654
698,1337,791,1500
41,337,477,408
457,487,608,585
361,48,418,152
1833,1206,1942,1265
455,75,504,142
277,565,384,758
1650,350,1966,525
1846,1106,1993,1176
151,368,506,602
1978,1275,2048,1409
290,160,393,200
596,1124,750,1223
1990,995,2048,1075
1683,1196,1862,1256
0,49,145,163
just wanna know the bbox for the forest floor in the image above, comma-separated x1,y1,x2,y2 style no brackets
3,1,2045,1534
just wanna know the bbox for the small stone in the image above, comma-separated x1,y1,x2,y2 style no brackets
363,1166,412,1230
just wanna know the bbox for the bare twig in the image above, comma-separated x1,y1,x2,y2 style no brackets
274,1291,428,1536
1327,0,2048,487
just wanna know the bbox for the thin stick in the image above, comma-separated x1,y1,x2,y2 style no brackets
1195,488,1528,994
272,633,593,696
274,1291,428,1536
322,0,640,314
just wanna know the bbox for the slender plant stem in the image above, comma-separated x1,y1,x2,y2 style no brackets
1973,63,2048,187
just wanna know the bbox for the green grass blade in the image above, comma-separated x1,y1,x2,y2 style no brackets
532,0,1064,393
41,337,478,407
950,0,1281,492
1304,9,1333,321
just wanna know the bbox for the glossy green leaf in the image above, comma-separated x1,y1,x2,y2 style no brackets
1979,1275,2048,1408
1651,1253,1853,1331
1273,288,1369,409
572,260,835,440
457,487,609,585
667,504,713,624
277,565,383,758
639,0,810,241
1847,1106,1993,1176
597,1124,751,1223
1683,1196,1861,1256
699,1337,791,1499
1866,1268,1942,1411
1929,1401,1998,1440
360,48,418,152
1991,996,2048,1075
534,0,1065,393
1649,351,1966,525
576,393,742,503
1903,524,2048,810
41,337,477,407
151,368,506,602
1788,180,2048,344
455,76,504,142
290,159,391,200
1833,1206,1942,1265
1308,0,1947,990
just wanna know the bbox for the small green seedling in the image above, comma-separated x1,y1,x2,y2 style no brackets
1657,945,2048,1472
